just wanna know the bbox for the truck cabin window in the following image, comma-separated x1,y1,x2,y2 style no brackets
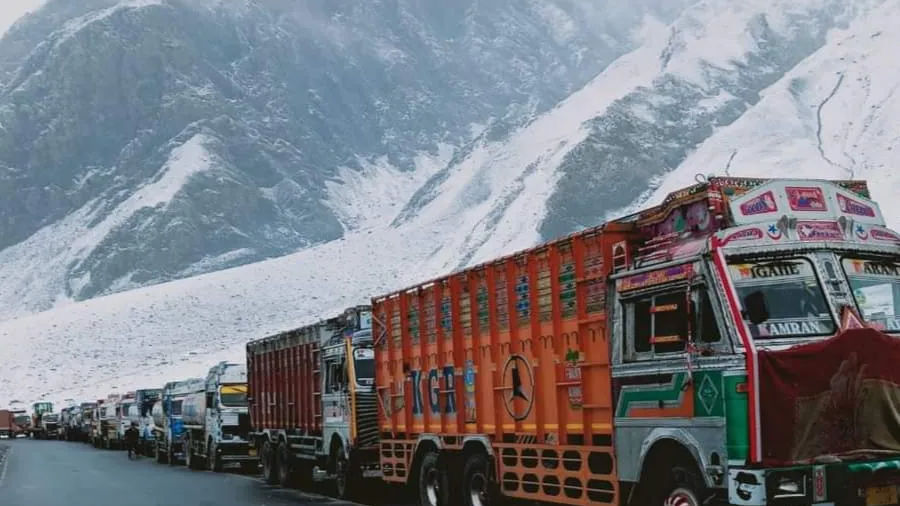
353,348,375,385
219,385,249,407
170,400,183,416
630,292,689,357
843,258,900,333
728,259,834,339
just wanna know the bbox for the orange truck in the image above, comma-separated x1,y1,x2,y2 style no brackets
371,177,900,506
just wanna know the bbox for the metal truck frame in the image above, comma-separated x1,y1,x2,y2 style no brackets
183,362,258,472
247,306,379,498
371,177,900,506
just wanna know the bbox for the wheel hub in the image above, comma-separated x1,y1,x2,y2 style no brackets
664,488,699,506
425,468,440,506
469,472,488,506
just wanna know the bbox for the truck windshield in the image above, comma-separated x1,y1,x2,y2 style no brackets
843,258,900,333
353,348,375,381
728,258,835,339
220,385,248,407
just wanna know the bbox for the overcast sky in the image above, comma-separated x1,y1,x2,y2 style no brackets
0,0,46,36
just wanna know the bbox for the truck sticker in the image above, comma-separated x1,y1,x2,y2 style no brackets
464,361,476,423
617,263,694,292
837,193,876,217
564,364,583,408
442,366,457,414
614,372,693,418
797,221,843,241
759,319,828,337
409,370,423,416
721,227,764,245
786,186,827,211
740,191,778,216
502,355,534,422
428,369,441,415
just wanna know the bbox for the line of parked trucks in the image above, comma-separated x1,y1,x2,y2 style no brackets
7,177,900,506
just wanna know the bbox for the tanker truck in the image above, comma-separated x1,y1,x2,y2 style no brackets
183,362,257,472
153,377,205,464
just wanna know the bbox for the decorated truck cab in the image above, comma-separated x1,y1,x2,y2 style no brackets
372,176,900,506
607,178,900,506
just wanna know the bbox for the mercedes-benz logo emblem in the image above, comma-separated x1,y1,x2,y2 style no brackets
502,354,534,421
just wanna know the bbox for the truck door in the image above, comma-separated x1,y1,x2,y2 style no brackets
611,265,735,488
322,353,350,453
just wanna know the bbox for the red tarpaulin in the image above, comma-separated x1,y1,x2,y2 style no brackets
758,328,900,465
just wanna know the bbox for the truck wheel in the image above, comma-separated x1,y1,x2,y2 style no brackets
462,452,495,506
168,444,178,466
262,440,278,485
333,452,350,499
648,463,707,506
417,451,449,506
208,440,222,472
277,442,292,486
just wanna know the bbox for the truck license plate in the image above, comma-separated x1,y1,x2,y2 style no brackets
866,486,898,506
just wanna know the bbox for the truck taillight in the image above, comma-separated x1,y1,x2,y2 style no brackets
736,382,749,393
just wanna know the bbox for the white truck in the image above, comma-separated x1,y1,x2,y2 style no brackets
96,394,122,449
183,362,257,472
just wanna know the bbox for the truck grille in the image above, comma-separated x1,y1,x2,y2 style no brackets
355,391,379,447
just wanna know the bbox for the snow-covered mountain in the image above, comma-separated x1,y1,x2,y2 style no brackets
0,0,688,318
2,0,900,405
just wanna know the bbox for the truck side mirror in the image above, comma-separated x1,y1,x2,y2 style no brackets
744,291,769,325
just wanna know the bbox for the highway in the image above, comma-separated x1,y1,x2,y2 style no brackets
0,438,406,506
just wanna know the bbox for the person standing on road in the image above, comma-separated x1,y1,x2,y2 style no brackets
124,423,140,459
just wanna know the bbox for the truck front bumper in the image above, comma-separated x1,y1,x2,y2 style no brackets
729,458,900,505
217,442,259,462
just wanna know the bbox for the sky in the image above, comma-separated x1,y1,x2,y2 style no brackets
0,0,45,35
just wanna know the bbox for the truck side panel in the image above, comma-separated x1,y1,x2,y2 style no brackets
375,229,628,504
248,337,321,434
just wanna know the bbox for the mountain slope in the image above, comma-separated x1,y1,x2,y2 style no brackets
0,0,686,316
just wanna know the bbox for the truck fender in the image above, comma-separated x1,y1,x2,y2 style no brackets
413,434,443,455
637,428,712,488
330,434,349,460
461,436,493,456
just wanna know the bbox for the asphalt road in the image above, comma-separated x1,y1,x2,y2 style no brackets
0,438,407,506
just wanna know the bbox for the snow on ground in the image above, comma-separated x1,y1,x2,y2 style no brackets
642,1,900,226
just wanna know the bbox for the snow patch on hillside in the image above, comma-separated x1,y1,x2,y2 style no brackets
644,2,900,227
0,134,214,319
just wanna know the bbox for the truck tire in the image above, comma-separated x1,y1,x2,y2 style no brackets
208,439,222,472
262,440,278,485
277,442,292,486
647,462,707,506
461,452,495,506
186,436,202,470
417,451,449,506
333,451,351,499
155,442,166,464
168,443,178,466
